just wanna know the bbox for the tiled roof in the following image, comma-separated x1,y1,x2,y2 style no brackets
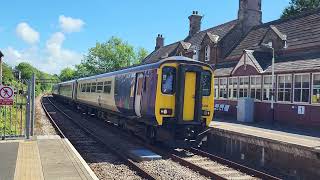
264,51,320,73
227,9,320,58
185,20,238,49
142,42,180,64
143,20,238,64
213,61,237,77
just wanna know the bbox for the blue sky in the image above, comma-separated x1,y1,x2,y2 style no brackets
0,0,289,74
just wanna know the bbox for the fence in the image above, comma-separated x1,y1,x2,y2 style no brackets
0,74,35,140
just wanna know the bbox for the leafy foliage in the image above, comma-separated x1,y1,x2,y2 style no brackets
74,36,148,77
15,62,59,95
59,67,76,81
282,0,320,18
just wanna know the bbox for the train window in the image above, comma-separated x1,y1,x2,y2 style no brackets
97,82,103,93
86,83,91,92
82,84,86,92
104,81,112,94
161,67,176,94
91,83,97,93
202,71,212,96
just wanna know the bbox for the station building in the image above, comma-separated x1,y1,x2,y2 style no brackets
143,0,320,127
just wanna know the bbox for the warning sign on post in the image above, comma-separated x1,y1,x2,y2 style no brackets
0,85,14,106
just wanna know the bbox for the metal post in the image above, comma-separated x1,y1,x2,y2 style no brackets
25,81,31,139
0,57,2,85
30,74,35,136
0,50,3,85
271,48,275,123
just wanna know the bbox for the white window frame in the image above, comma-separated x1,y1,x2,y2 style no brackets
238,76,249,98
205,45,210,62
228,77,238,99
214,78,219,99
250,75,262,101
262,75,275,102
277,74,292,103
293,73,310,104
312,73,320,104
219,78,228,99
193,46,199,61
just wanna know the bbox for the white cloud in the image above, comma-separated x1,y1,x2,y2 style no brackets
16,22,40,45
2,32,82,74
59,15,85,33
45,32,82,73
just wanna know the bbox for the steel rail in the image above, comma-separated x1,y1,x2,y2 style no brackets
190,148,282,180
41,96,156,180
48,96,280,180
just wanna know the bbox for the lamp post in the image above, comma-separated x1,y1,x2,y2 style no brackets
261,42,275,122
0,51,4,85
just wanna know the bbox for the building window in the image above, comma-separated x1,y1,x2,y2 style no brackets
193,47,199,61
204,45,210,62
214,78,219,99
239,76,249,98
219,78,228,98
250,76,261,100
278,75,292,102
228,77,238,99
312,74,320,104
294,74,310,103
263,76,275,101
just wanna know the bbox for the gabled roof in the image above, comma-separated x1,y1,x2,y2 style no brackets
227,9,320,59
143,20,238,64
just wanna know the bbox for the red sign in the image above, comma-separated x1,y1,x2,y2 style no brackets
0,86,14,106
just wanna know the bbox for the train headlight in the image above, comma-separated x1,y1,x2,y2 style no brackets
202,110,210,116
160,108,173,115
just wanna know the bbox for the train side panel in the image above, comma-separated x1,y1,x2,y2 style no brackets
140,69,158,119
114,73,136,115
77,76,119,112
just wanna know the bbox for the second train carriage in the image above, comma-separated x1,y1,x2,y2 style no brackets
53,56,214,146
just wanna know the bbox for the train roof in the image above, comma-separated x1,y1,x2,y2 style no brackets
77,56,213,81
57,79,76,86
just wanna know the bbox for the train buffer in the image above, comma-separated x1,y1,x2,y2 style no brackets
0,135,98,180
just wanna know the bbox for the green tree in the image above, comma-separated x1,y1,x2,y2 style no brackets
135,48,148,65
282,0,320,18
2,63,15,84
59,67,75,81
15,62,38,80
81,37,137,75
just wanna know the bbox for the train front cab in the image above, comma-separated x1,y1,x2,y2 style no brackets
155,61,214,147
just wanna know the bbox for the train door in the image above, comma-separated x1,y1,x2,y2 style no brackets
176,65,203,123
183,72,196,121
135,73,144,117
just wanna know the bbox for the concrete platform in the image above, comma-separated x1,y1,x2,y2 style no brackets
209,121,320,159
129,148,162,161
0,136,98,180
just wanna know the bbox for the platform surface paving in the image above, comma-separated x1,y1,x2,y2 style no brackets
0,136,98,180
210,121,320,151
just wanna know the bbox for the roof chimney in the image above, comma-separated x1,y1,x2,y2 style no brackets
155,34,164,50
238,0,262,34
188,11,202,37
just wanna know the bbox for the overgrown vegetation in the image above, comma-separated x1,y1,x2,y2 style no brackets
282,0,320,18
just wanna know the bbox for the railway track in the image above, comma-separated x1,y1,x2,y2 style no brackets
41,96,154,180
44,96,281,180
